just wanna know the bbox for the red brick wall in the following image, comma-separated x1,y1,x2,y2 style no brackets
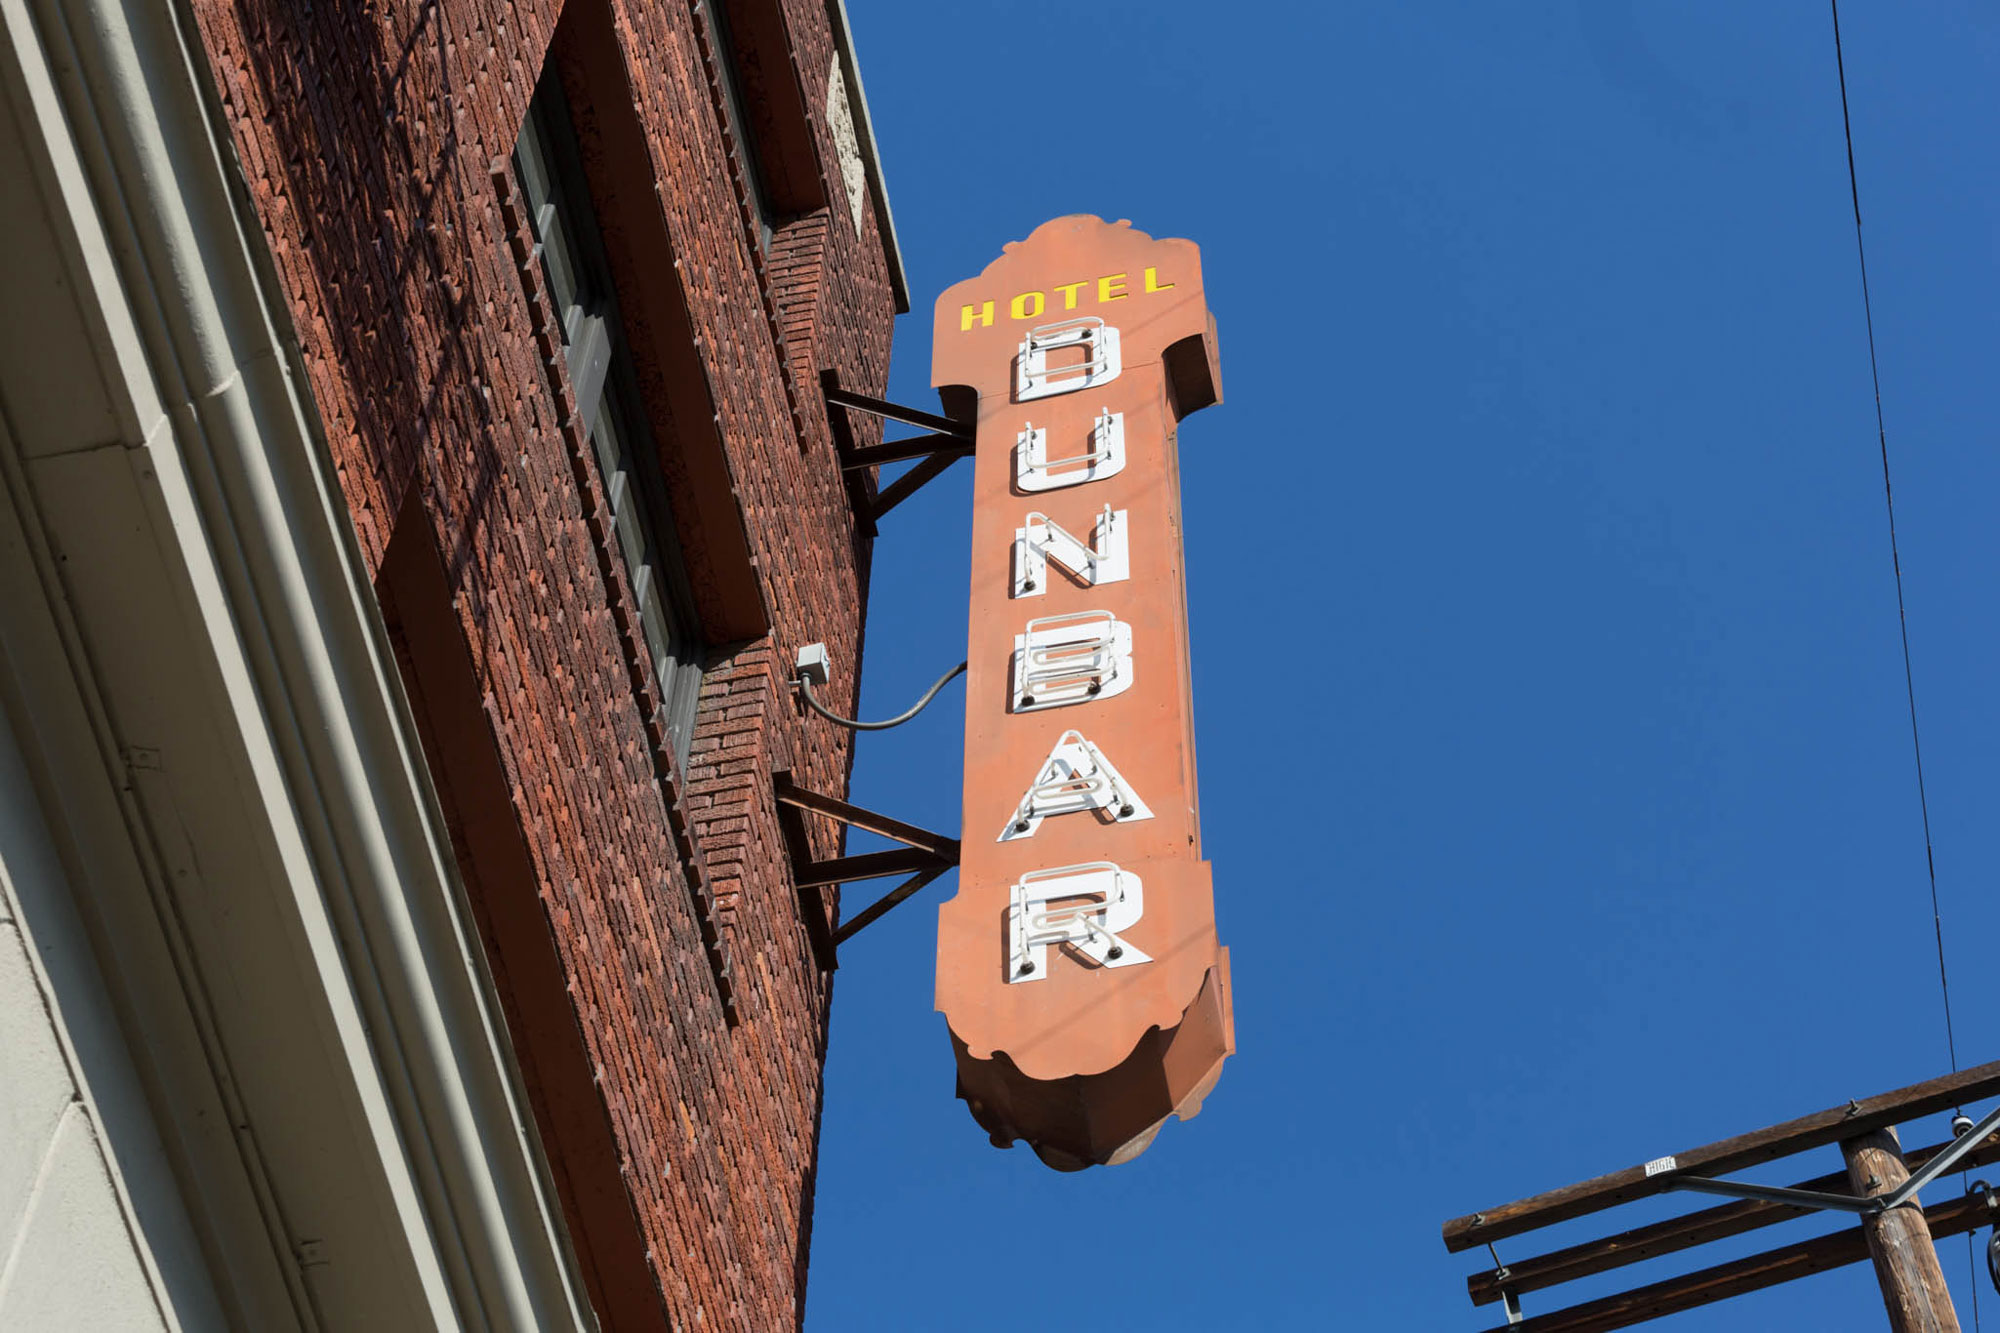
187,0,900,1326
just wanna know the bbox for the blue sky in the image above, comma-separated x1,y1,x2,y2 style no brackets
806,4,2000,1328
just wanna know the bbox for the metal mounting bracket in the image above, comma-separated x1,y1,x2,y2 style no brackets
1662,1101,2000,1216
1484,1243,1523,1324
773,769,959,970
822,371,975,532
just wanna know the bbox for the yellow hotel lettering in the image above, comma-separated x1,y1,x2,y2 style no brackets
961,266,1175,331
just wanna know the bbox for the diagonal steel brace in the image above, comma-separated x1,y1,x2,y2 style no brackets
773,769,959,970
821,371,975,529
1666,1101,2000,1215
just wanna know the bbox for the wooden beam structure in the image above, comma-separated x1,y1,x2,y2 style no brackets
1444,1063,2000,1331
1446,1060,2000,1251
1479,1190,1994,1333
1465,1132,2000,1308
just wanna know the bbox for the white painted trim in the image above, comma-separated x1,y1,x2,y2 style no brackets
0,0,595,1326
0,687,215,1332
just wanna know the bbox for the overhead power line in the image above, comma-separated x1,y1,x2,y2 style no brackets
1828,0,1957,1076
1828,4,1978,1324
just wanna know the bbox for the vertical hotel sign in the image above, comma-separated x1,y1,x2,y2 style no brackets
932,216,1233,1170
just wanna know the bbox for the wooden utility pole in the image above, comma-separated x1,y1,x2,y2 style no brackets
1844,1126,1961,1333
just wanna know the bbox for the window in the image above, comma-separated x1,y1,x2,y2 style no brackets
514,69,708,767
697,0,776,249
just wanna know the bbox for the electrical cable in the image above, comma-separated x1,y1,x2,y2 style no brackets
797,660,966,731
1829,0,1959,1075
1830,6,1976,1323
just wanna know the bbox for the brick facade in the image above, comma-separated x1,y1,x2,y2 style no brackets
184,0,900,1326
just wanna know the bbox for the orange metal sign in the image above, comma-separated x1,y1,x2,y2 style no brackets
932,216,1233,1169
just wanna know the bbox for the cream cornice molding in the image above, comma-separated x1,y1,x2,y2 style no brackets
0,0,593,1324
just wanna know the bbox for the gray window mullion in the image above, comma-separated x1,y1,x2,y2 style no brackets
567,314,612,432
512,65,710,769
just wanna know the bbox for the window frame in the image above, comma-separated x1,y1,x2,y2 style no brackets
512,70,709,768
697,0,778,250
